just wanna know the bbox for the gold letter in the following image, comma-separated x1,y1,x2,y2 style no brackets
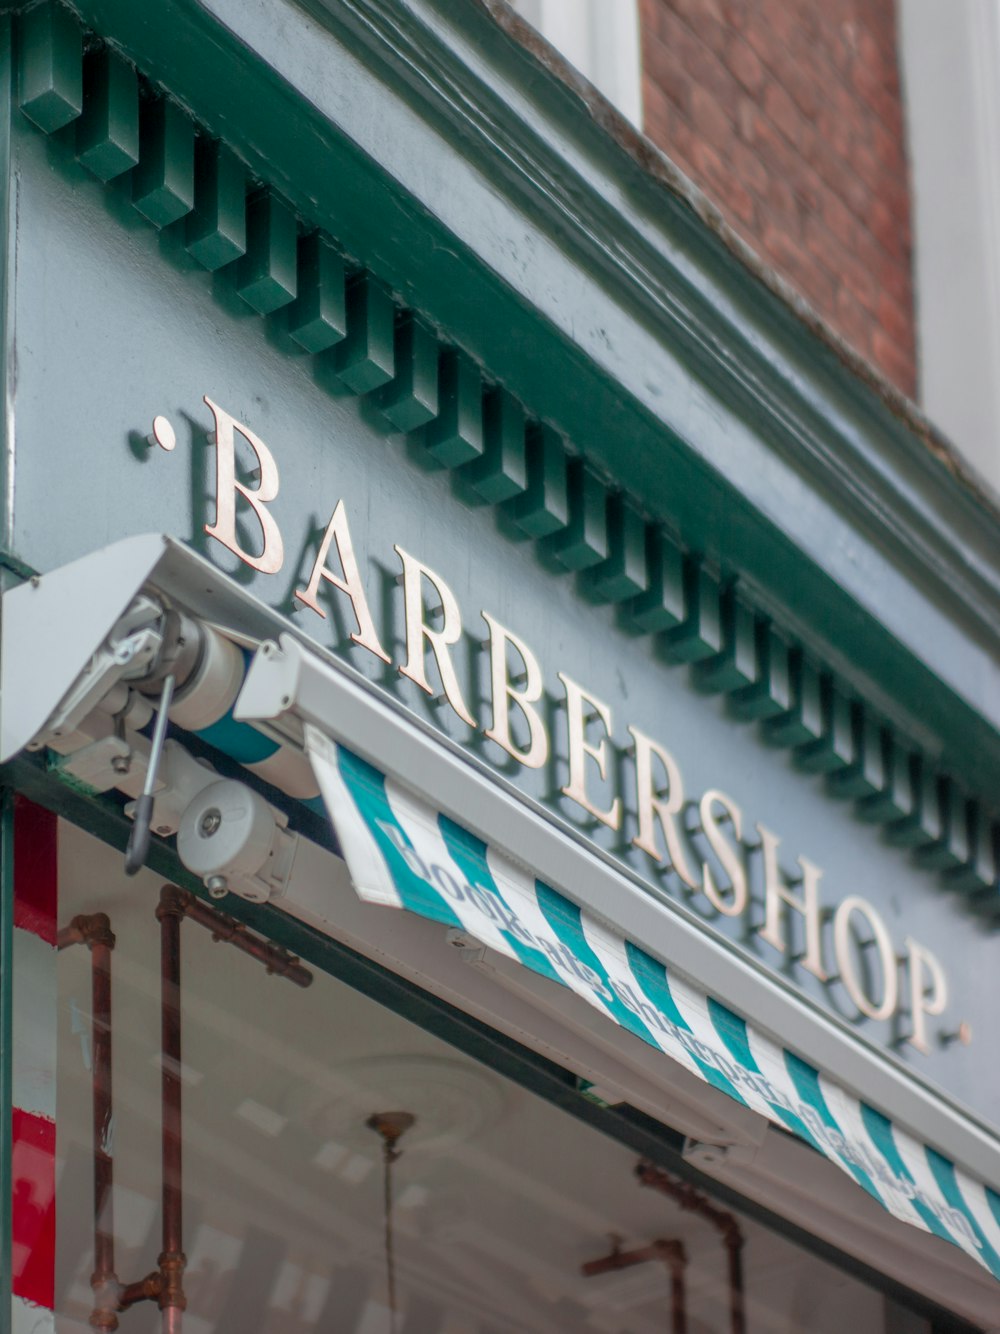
482,613,548,769
904,937,948,1054
294,500,390,663
203,396,284,574
700,789,747,916
396,547,475,727
560,675,621,829
756,825,829,980
627,727,696,882
833,896,899,1022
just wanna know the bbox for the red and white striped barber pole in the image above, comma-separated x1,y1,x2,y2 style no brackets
11,800,57,1334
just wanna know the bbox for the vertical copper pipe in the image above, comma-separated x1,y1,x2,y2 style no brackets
156,892,186,1334
635,1162,746,1334
726,1230,745,1334
665,1242,687,1334
59,914,121,1331
91,922,118,1329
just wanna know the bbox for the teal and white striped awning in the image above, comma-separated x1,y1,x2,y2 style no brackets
305,725,1000,1283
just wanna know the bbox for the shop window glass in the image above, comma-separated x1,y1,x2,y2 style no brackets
43,820,923,1332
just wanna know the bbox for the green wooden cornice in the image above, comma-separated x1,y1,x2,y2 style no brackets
6,0,1000,911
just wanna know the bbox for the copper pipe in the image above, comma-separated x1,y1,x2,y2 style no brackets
64,888,305,1334
666,1241,687,1334
158,884,312,988
91,921,117,1329
635,1162,744,1334
118,1273,162,1310
725,1228,745,1334
156,889,187,1334
59,914,123,1332
582,1237,687,1333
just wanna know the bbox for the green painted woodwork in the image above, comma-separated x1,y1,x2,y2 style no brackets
76,45,138,181
947,806,996,895
916,780,970,874
17,0,80,133
795,684,854,776
584,492,648,604
509,424,569,538
764,655,825,749
660,563,723,664
464,387,527,505
332,273,395,393
185,138,246,271
373,313,439,431
0,20,12,566
827,709,886,799
630,528,686,634
132,94,194,227
693,595,759,695
728,624,793,722
885,760,944,851
287,231,346,354
545,459,608,570
421,348,484,467
858,737,916,826
237,188,298,315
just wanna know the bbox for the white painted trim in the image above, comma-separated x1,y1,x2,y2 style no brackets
509,0,643,127
898,0,1000,487
11,1295,54,1334
12,928,57,1121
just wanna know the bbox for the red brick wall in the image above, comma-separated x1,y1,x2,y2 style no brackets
640,0,916,396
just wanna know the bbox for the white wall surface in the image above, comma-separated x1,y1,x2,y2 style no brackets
509,0,643,127
898,0,1000,489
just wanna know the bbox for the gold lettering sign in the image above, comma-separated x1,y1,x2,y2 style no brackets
756,825,829,982
559,674,621,830
628,726,698,889
294,500,390,664
833,896,899,1023
699,789,747,917
203,397,284,575
482,613,548,769
155,398,964,1054
395,547,476,728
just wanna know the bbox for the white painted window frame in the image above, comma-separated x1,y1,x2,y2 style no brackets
898,0,1000,488
509,0,643,127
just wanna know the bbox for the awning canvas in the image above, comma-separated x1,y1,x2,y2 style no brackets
306,724,1000,1281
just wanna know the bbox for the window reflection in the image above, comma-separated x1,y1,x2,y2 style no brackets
55,823,902,1332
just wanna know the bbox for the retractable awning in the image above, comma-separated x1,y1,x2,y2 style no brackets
4,535,1000,1284
301,726,1000,1282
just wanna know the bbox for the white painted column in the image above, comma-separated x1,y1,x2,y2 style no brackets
898,0,1000,489
509,0,643,127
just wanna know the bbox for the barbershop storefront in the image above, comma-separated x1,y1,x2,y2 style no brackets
4,2,1000,1332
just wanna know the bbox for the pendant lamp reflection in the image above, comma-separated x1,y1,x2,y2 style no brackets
366,1111,416,1331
